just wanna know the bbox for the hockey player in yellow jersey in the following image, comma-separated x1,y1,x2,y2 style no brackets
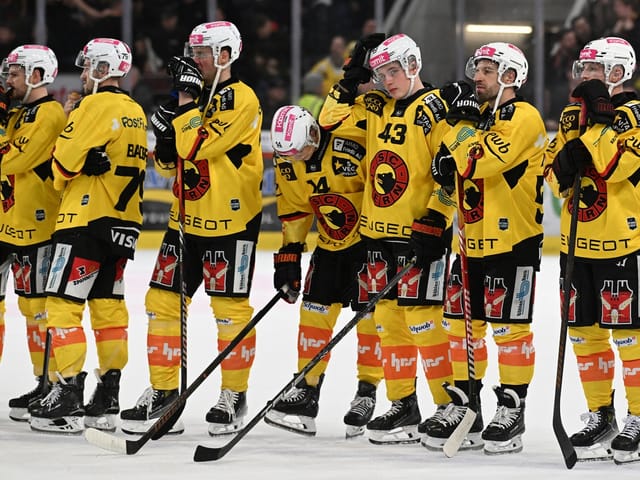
0,45,65,422
30,38,147,434
546,36,640,464
426,42,547,455
264,105,383,438
320,33,455,445
120,21,263,436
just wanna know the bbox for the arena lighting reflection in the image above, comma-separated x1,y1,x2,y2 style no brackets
465,24,533,34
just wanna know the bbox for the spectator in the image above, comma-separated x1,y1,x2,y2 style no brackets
146,6,190,69
308,35,348,98
545,28,580,129
297,71,324,118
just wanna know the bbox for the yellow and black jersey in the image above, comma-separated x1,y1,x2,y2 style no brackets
275,124,366,251
0,95,65,247
546,92,640,260
166,77,263,238
444,97,547,259
52,86,147,234
319,87,455,240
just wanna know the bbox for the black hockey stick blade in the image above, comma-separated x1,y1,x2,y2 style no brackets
85,290,284,454
553,407,577,469
193,261,415,462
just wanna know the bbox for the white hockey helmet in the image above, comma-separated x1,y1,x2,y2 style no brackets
270,105,320,161
368,33,422,82
186,21,242,68
572,36,636,90
75,38,132,79
2,44,58,87
465,42,528,89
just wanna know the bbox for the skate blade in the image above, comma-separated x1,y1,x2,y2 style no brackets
575,442,614,462
345,425,365,439
613,449,640,465
483,435,523,455
368,425,420,445
85,413,117,432
9,407,29,422
264,411,316,436
120,418,184,435
30,415,85,434
422,432,484,452
208,419,245,437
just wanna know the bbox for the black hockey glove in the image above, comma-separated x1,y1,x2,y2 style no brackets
441,80,480,126
82,146,111,176
335,32,385,104
273,242,304,304
167,56,203,100
431,144,456,194
409,209,447,270
153,140,178,170
150,102,176,143
572,79,615,125
551,139,591,191
0,86,10,124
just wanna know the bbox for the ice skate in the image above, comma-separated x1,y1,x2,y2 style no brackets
8,376,47,422
265,375,322,436
206,389,248,436
30,372,86,434
367,392,421,445
612,414,640,465
570,400,618,462
422,383,483,451
120,387,184,435
482,386,525,455
344,381,376,439
84,369,121,432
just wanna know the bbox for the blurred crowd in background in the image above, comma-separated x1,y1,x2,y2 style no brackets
2,0,640,130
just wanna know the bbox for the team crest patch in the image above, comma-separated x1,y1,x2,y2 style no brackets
568,166,607,222
364,92,386,116
461,178,483,224
370,150,409,207
310,194,359,241
173,159,211,200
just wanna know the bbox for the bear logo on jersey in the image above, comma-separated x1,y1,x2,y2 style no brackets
172,158,211,201
370,150,409,207
569,166,607,222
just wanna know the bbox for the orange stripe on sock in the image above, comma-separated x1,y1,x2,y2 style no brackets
497,334,535,367
27,325,45,353
449,335,488,363
419,342,453,378
577,351,615,383
94,327,128,343
219,335,256,370
147,333,181,367
51,327,86,349
297,325,332,361
356,332,382,367
623,358,640,387
381,344,418,380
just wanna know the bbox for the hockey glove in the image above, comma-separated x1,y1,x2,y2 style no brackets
153,140,178,170
0,86,10,124
82,146,111,176
409,209,447,270
551,138,591,191
150,102,176,143
167,56,203,100
431,144,456,194
572,79,615,125
335,32,385,104
273,242,304,303
441,80,480,126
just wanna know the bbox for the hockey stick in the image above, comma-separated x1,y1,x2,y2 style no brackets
39,327,52,397
551,102,587,470
193,259,416,462
84,289,284,454
443,176,477,458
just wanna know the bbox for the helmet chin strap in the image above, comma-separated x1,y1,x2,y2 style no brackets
491,84,505,114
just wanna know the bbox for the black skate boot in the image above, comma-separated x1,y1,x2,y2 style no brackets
422,382,484,451
30,372,86,434
206,389,248,436
367,392,421,445
482,386,525,455
265,374,323,436
120,387,184,435
418,403,449,435
612,414,640,465
9,376,47,422
570,395,618,462
343,380,377,439
84,369,121,432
